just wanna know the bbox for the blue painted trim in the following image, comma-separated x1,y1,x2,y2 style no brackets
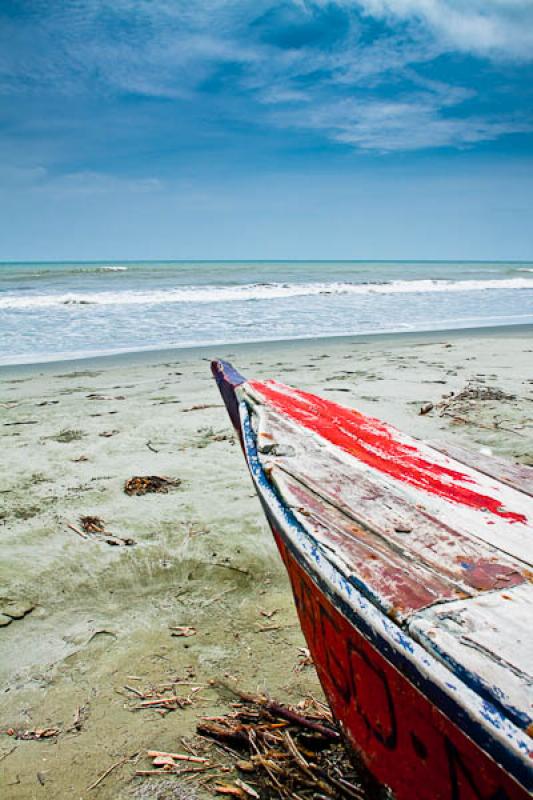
239,404,532,793
415,631,532,732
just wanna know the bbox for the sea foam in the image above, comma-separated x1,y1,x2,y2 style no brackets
1,277,532,310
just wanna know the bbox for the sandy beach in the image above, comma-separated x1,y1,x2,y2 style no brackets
1,325,532,799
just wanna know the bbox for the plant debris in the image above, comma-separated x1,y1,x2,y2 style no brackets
432,382,524,434
5,727,59,741
170,626,197,637
195,684,372,799
124,475,181,496
436,382,516,416
124,681,204,715
67,517,136,546
80,515,106,533
181,404,222,412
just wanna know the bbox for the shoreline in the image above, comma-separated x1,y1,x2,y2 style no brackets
2,320,533,375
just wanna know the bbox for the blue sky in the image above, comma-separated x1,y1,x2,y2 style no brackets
1,0,532,261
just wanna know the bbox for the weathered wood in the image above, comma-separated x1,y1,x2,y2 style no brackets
255,404,527,591
271,465,469,619
247,379,533,566
211,361,533,800
426,440,533,498
409,582,533,731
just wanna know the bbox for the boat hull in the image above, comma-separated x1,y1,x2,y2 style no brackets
269,520,528,800
210,359,532,800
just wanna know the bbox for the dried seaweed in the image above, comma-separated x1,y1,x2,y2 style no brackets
124,475,181,496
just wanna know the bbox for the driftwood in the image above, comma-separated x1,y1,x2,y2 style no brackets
215,681,339,741
146,750,208,764
196,688,368,799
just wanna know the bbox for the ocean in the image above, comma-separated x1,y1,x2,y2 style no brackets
1,260,532,366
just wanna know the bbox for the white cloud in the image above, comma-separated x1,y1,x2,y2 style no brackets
352,0,533,60
270,92,532,151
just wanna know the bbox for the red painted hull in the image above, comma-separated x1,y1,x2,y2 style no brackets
272,529,529,800
210,359,533,800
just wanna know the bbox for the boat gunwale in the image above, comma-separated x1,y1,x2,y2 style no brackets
236,394,533,792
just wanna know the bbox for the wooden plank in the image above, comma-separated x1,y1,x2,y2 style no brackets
246,379,533,566
253,402,527,594
426,440,533,498
409,582,533,731
270,465,468,620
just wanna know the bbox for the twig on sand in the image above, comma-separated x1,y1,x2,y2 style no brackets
87,754,134,791
146,750,209,764
215,681,339,741
146,441,159,453
0,745,17,762
67,517,135,546
67,522,88,539
209,562,250,576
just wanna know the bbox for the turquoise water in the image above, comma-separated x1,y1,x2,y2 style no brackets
1,260,532,365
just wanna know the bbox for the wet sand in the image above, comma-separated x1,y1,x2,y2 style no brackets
1,326,532,798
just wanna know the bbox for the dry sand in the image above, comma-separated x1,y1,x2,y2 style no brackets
1,326,532,799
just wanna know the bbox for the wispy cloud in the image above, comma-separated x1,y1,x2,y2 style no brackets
0,0,531,164
351,1,533,61
277,97,531,152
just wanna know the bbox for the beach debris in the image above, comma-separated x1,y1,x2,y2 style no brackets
259,609,278,619
197,684,368,799
67,521,88,539
5,727,59,741
99,429,119,437
182,404,221,412
67,704,89,733
87,754,135,791
215,785,247,797
124,475,181,496
67,517,136,546
3,420,38,426
80,515,105,533
434,382,523,434
190,427,236,449
125,680,203,715
134,749,219,788
419,402,434,415
72,455,89,462
147,751,209,764
294,647,314,672
86,393,126,401
170,625,197,637
208,561,250,577
52,428,85,442
437,383,516,411
146,440,160,453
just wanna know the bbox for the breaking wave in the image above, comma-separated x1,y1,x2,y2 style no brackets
1,277,532,310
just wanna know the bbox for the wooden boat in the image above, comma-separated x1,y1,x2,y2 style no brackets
211,359,533,800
